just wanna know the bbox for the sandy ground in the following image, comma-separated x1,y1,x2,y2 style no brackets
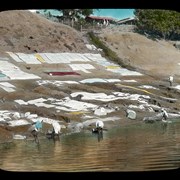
98,26,180,78
0,10,180,143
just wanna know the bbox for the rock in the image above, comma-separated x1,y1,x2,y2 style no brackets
94,107,107,116
126,109,136,120
174,41,180,49
12,112,20,120
13,134,26,140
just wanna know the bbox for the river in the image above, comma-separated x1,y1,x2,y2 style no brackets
0,120,180,172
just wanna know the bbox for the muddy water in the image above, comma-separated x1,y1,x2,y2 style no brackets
0,120,180,172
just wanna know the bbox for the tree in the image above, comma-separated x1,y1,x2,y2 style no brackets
134,9,180,40
58,9,94,21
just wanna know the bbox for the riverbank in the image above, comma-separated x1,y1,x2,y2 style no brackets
0,10,180,144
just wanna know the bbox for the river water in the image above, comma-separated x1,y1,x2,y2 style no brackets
0,120,180,172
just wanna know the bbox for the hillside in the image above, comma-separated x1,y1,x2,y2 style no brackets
98,27,180,78
0,10,180,143
0,10,179,78
0,10,91,55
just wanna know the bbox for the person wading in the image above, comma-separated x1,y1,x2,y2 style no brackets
46,121,61,141
161,109,168,122
29,119,43,144
52,121,61,141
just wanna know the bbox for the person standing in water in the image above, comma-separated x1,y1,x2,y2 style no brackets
161,108,168,122
30,119,43,144
52,121,61,141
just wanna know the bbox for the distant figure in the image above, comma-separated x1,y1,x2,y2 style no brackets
169,75,173,86
161,108,168,122
103,19,106,26
52,121,61,134
106,20,109,26
96,120,104,129
92,120,104,142
30,120,43,144
48,121,61,141
92,120,104,134
35,120,43,131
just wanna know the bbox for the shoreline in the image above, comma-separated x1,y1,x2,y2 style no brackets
0,10,180,144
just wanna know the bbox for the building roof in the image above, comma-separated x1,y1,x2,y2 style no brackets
86,15,117,21
116,17,135,24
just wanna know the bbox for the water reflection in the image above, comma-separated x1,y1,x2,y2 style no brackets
92,131,103,142
0,120,180,172
97,131,103,142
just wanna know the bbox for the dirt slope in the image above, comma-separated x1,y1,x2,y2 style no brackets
0,10,179,79
98,27,180,78
0,10,90,55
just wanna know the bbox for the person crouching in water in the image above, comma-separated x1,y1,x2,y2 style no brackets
161,109,168,122
92,120,104,133
30,119,43,144
51,121,61,141
92,120,104,142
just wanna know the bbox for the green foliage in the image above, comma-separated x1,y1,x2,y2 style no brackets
134,9,180,40
88,32,118,61
57,9,93,20
87,32,135,70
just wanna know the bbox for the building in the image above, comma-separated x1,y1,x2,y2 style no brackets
85,15,117,26
116,17,136,25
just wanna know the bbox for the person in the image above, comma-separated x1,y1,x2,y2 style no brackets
34,120,43,131
169,75,173,86
30,119,43,143
52,121,61,134
92,120,104,142
96,120,104,130
161,108,168,122
52,121,61,141
92,120,104,133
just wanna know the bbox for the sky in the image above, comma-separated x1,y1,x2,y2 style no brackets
29,9,135,20
93,9,135,20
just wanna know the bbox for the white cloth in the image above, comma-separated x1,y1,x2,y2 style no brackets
52,122,61,134
94,107,107,116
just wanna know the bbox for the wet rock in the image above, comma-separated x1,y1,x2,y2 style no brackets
126,109,136,120
13,134,26,140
